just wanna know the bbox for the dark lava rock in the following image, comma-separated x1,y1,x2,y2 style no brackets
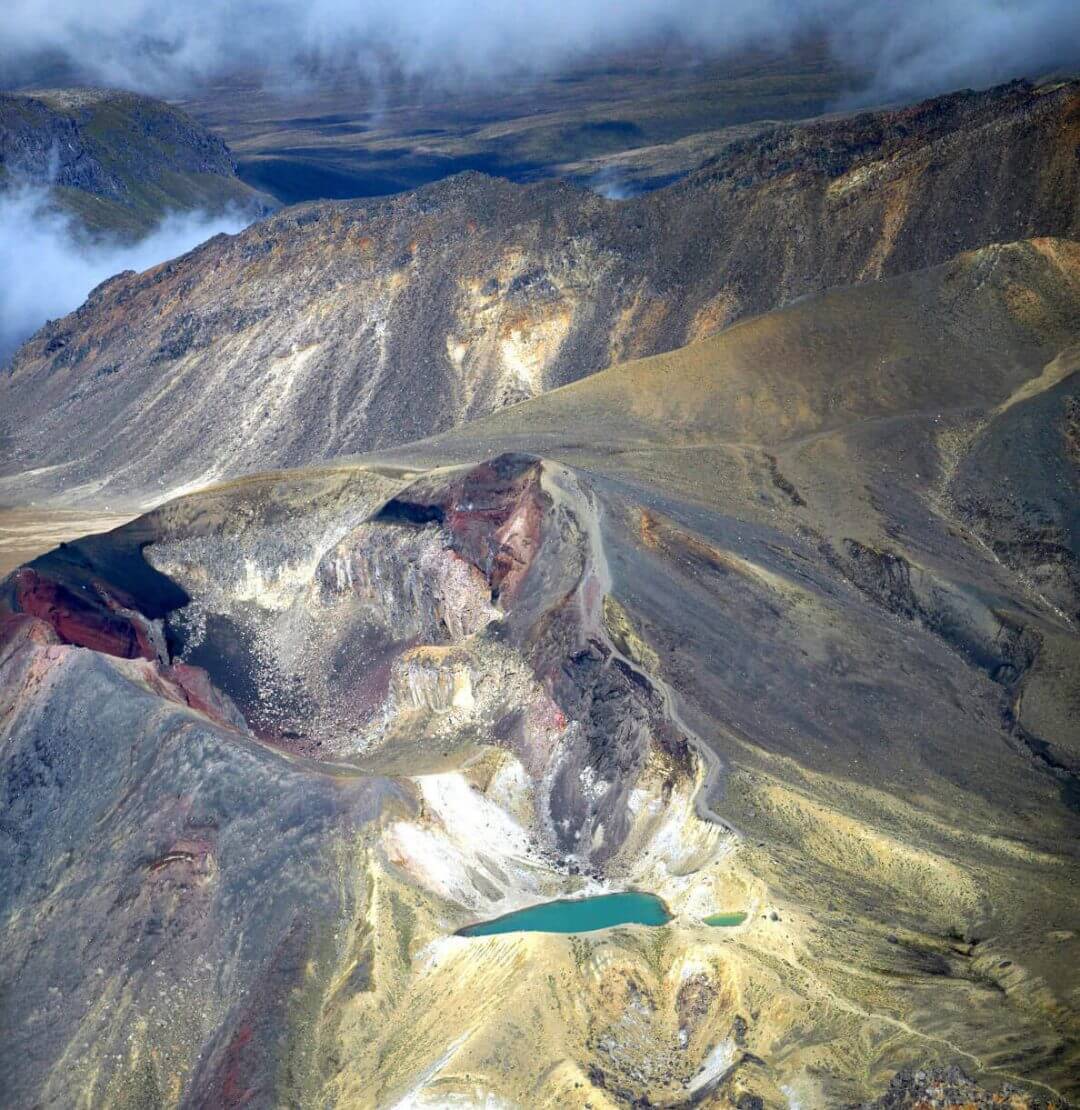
855,1066,1059,1108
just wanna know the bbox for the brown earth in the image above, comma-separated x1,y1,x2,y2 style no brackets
2,78,1078,505
1,239,1077,1107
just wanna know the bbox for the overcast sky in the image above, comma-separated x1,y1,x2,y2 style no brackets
3,0,1079,102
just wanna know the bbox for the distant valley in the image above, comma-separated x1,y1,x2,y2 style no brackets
180,44,853,204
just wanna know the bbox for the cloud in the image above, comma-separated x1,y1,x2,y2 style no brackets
829,0,1080,101
587,166,639,201
1,1,1078,103
0,184,248,364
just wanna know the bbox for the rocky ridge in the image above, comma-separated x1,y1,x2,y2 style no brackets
1,239,1078,1106
0,87,272,236
2,78,1078,504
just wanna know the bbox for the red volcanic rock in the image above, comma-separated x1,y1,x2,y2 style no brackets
13,568,159,661
219,1023,256,1108
123,657,248,733
0,611,62,661
381,454,549,603
166,662,248,732
187,922,318,1107
2,558,248,732
487,473,545,602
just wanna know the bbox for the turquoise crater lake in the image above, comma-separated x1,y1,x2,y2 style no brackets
457,892,672,936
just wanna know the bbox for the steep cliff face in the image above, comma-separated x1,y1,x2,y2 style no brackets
1,243,1078,1107
0,88,272,235
3,79,1078,503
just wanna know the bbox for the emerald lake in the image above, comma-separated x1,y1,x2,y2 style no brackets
703,912,747,927
457,892,672,936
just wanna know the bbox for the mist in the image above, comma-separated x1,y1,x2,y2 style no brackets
2,0,1079,104
0,185,248,364
588,167,640,201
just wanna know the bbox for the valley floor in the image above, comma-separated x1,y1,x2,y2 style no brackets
0,506,136,578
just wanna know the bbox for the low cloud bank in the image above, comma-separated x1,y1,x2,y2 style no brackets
0,184,248,364
2,0,1079,103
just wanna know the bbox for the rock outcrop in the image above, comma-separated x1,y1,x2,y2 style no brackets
2,79,1078,503
0,87,273,235
857,1066,1062,1109
2,242,1078,1106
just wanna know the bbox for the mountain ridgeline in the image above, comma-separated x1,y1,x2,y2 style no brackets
1,55,1080,1109
2,78,1078,504
0,87,272,236
1,236,1078,1106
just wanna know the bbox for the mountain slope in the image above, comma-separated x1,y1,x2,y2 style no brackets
2,79,1078,504
0,87,273,236
1,241,1077,1106
400,238,1080,452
